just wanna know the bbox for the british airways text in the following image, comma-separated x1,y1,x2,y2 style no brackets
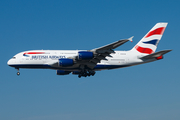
31,55,66,60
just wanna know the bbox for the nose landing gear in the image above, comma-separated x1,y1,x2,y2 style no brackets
16,68,20,76
17,72,20,76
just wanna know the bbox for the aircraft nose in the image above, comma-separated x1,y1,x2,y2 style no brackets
7,59,13,66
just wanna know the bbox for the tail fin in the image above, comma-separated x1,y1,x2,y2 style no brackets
131,23,168,54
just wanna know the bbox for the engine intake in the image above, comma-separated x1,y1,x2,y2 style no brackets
56,70,71,75
59,58,73,67
78,51,93,60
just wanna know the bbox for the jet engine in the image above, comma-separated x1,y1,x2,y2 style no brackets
58,58,74,67
78,51,93,60
56,70,71,75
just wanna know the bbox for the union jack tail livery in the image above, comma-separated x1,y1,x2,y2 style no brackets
131,23,168,54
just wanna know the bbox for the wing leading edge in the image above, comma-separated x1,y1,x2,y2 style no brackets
91,36,133,52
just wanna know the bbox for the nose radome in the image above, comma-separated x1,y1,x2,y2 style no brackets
7,59,12,66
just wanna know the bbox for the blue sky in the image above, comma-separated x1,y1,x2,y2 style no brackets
1,0,180,120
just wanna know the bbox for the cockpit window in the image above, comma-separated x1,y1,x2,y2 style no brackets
12,57,16,59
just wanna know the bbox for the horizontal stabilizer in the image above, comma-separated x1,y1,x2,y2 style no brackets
141,49,172,59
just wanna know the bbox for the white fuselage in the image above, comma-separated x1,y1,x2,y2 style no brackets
7,50,153,71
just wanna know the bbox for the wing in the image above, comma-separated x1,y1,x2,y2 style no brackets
85,36,134,69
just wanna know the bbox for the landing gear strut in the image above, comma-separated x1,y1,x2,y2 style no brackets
16,68,20,76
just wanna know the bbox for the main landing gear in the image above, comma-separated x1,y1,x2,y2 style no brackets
78,70,96,78
78,65,96,78
16,68,20,76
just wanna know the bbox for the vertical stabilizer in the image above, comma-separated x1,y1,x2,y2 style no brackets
131,23,168,54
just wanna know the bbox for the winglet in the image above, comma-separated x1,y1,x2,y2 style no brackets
128,36,134,42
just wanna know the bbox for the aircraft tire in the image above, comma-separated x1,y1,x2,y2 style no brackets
78,75,81,78
17,72,20,76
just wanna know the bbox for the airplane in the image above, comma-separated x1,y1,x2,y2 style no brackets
7,23,172,78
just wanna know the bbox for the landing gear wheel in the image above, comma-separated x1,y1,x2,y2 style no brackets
17,72,20,76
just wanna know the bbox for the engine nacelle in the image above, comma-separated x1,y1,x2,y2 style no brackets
78,51,93,60
59,58,74,67
56,70,71,75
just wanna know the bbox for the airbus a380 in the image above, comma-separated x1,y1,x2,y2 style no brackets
7,23,171,78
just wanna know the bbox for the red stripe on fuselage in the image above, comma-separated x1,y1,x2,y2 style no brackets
135,45,154,54
145,27,165,38
24,52,45,55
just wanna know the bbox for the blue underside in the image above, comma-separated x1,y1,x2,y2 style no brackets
9,64,129,70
